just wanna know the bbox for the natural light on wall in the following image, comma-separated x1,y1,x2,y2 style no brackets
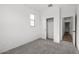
30,14,35,26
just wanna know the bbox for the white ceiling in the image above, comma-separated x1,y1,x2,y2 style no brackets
25,4,50,13
25,4,75,13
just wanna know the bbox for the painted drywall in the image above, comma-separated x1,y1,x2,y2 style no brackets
0,4,41,53
41,5,61,43
77,5,79,50
41,5,76,44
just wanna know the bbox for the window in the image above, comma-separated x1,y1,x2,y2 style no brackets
30,14,35,26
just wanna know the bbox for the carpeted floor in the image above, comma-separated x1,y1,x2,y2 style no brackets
2,39,79,54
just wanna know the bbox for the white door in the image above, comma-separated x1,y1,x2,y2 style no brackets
47,19,53,39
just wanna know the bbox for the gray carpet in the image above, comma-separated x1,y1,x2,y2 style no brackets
2,39,79,54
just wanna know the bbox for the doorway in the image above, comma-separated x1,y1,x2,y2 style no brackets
63,22,72,42
46,17,54,40
62,17,73,42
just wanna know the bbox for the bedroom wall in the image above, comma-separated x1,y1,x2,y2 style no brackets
77,5,79,50
0,4,41,53
41,5,61,43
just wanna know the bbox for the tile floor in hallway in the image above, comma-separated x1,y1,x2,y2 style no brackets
2,39,79,54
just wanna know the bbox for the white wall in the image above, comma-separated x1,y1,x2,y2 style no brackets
41,5,76,44
77,5,79,50
41,5,61,43
0,4,41,53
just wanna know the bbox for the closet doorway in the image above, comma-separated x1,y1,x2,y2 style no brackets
46,17,54,40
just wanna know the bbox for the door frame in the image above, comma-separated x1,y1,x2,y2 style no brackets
62,16,77,47
46,17,54,39
75,13,77,47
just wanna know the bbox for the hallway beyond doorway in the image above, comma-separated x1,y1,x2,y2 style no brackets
63,32,72,42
